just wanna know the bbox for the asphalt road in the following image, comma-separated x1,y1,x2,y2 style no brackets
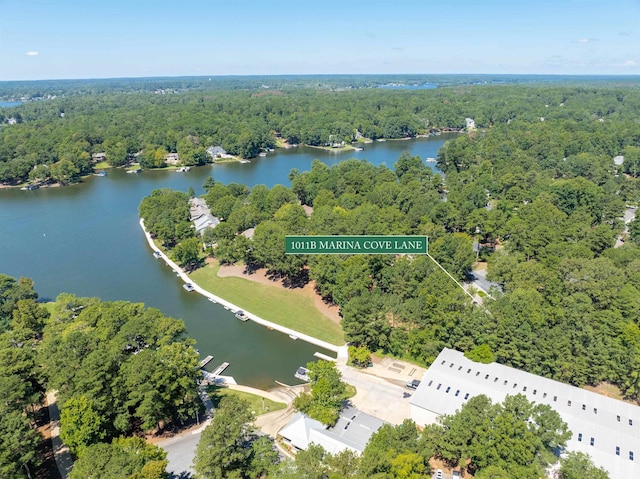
339,366,411,425
468,268,502,294
159,431,201,479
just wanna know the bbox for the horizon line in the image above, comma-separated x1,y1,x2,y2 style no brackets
2,72,640,84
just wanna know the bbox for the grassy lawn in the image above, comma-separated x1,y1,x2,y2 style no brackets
189,263,344,345
93,161,111,169
205,386,286,416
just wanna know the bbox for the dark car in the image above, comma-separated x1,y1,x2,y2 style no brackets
405,379,421,389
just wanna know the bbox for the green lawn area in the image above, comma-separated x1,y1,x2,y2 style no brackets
205,386,286,416
93,161,110,169
189,263,344,345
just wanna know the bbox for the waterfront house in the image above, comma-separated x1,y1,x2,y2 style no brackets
91,152,107,163
207,146,227,159
189,197,220,235
164,153,180,165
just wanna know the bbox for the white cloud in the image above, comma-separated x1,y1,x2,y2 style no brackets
622,60,637,67
575,38,598,43
25,51,39,56
619,31,632,36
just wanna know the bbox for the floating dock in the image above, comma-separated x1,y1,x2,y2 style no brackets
211,362,230,376
313,351,337,362
199,355,214,368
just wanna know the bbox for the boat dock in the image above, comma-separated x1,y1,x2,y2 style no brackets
314,351,337,362
199,355,214,368
211,362,230,376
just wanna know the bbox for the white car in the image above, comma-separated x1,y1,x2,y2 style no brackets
436,470,443,479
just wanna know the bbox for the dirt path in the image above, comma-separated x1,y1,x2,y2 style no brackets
215,261,342,324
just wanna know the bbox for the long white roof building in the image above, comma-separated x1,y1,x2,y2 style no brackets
409,348,640,479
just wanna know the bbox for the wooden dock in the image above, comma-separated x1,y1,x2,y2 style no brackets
199,355,214,368
211,362,229,376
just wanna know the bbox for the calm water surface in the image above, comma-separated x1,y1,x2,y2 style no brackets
0,135,453,388
0,101,23,108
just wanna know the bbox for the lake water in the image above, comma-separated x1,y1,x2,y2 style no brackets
0,135,453,388
0,101,23,108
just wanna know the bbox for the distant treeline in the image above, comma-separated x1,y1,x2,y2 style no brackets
2,81,640,185
3,73,637,99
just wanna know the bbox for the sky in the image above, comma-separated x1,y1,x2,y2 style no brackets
0,0,638,81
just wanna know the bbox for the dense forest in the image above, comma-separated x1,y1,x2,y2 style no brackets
5,77,640,477
139,78,640,404
0,273,201,479
2,80,640,185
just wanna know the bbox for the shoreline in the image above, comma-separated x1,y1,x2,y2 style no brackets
139,219,343,354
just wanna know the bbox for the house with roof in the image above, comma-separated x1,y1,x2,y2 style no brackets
207,146,228,159
189,198,220,235
409,348,640,479
91,152,107,163
279,406,385,455
165,153,180,165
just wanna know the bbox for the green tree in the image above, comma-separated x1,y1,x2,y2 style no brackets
464,344,495,364
293,360,349,426
557,451,610,479
69,436,168,479
247,436,279,479
348,345,371,368
193,395,254,479
172,237,202,272
60,395,108,457
50,159,79,185
0,407,41,479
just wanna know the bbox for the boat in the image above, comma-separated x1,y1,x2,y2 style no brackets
289,334,298,340
294,367,310,382
259,152,267,157
20,184,39,191
426,157,437,163
207,297,217,303
153,251,162,259
93,171,108,176
183,283,195,292
353,147,364,151
126,168,142,174
175,166,191,172
235,310,249,321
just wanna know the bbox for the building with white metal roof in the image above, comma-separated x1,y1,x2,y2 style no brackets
279,406,386,455
409,348,640,479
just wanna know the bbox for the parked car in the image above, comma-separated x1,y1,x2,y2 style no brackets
436,469,443,479
405,379,421,389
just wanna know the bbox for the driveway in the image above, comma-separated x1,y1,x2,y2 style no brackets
159,430,200,479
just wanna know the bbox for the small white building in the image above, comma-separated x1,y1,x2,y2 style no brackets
279,406,385,455
409,348,640,479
